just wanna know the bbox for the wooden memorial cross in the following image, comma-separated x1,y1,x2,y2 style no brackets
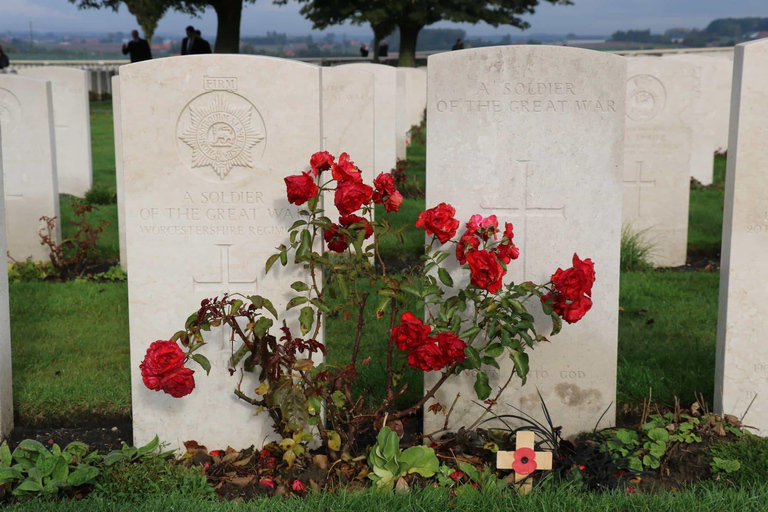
496,431,553,494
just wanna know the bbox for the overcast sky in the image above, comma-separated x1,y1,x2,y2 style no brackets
1,0,766,38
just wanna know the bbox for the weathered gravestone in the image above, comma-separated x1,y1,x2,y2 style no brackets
396,70,408,160
623,58,695,267
715,38,768,434
398,67,427,138
0,131,13,441
112,77,127,270
0,75,61,262
663,54,734,183
18,67,93,196
339,64,397,175
119,56,323,449
321,67,375,219
424,46,625,436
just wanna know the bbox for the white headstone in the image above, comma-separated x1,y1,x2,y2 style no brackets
120,56,323,450
0,128,13,441
424,46,625,436
339,64,397,175
112,77,127,270
396,70,408,160
321,67,376,219
398,68,427,137
623,58,695,267
663,54,734,181
715,38,768,434
17,67,93,196
0,75,61,262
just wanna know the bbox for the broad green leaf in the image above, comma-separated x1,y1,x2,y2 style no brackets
67,466,99,487
286,296,309,310
401,446,439,477
12,478,44,496
473,372,492,400
192,354,212,375
137,436,160,457
647,428,669,443
510,351,529,381
265,253,280,273
253,317,273,338
437,268,453,287
50,456,69,483
307,397,322,416
299,306,315,335
464,346,481,369
101,452,127,466
291,281,310,292
484,343,504,358
0,466,22,484
0,442,11,467
327,431,341,452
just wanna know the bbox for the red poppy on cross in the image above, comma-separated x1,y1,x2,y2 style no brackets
496,431,553,493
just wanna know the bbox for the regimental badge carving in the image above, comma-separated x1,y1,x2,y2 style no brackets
626,74,666,123
177,92,265,180
0,88,22,134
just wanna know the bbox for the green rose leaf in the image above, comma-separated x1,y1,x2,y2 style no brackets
473,372,492,400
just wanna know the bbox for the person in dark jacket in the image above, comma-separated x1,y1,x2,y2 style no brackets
379,40,389,57
451,38,465,51
359,44,369,57
0,45,10,70
181,25,197,55
122,30,152,63
194,30,212,54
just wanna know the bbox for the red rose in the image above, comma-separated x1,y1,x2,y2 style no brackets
416,203,460,243
466,249,505,294
160,366,195,398
331,152,362,182
310,151,334,175
497,222,520,264
391,311,431,351
372,173,404,213
467,214,498,241
339,214,373,239
384,190,404,213
435,332,466,366
407,342,445,372
544,293,593,324
334,180,373,215
550,254,596,300
140,340,195,398
324,224,349,253
285,172,318,205
456,231,480,265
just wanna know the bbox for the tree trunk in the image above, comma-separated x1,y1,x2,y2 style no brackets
212,0,243,54
371,23,391,64
139,20,157,44
398,25,421,68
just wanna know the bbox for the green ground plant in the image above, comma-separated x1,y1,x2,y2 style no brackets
620,224,655,272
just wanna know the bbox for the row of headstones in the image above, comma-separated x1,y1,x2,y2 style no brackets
90,68,119,100
0,42,764,444
0,68,93,262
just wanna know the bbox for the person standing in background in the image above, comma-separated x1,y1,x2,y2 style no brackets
379,40,389,57
122,30,152,63
359,44,369,57
0,45,9,70
451,38,465,51
194,30,212,54
181,26,197,55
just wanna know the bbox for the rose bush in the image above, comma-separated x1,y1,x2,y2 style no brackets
142,151,596,458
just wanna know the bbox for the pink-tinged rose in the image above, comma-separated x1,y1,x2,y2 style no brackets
292,480,306,492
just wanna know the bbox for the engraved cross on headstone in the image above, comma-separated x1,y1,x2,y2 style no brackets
480,160,566,277
192,244,258,369
623,161,656,219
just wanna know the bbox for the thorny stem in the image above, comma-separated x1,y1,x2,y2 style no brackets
391,370,453,420
386,302,399,401
350,293,369,367
467,368,517,432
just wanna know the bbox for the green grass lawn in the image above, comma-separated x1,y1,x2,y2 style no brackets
9,103,727,425
687,155,726,258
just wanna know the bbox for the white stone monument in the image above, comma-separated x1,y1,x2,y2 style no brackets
716,38,768,434
0,129,13,441
424,46,626,436
663,54,734,182
18,67,93,196
339,63,397,175
623,58,695,267
0,75,61,262
119,56,323,450
112,77,128,270
396,70,408,160
398,67,427,138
